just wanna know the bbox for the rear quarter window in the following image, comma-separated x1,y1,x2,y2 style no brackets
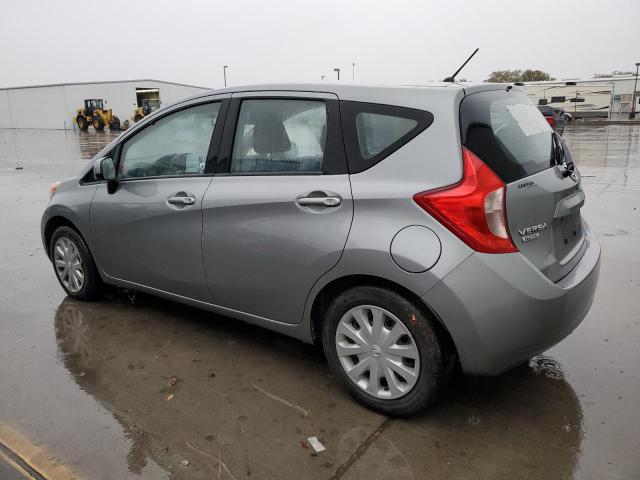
341,101,433,173
461,90,554,183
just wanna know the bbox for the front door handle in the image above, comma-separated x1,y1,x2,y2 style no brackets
297,196,341,207
167,194,196,206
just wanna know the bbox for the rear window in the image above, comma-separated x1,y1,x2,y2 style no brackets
461,90,554,183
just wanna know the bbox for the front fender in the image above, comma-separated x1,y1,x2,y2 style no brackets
41,180,98,258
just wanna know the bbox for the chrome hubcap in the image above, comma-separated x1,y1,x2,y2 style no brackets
54,237,84,293
335,305,420,400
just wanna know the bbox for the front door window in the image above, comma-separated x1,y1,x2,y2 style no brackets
119,102,221,179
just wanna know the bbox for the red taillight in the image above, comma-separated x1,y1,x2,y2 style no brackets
545,115,555,127
413,146,518,254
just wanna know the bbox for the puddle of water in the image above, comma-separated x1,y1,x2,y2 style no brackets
0,128,120,178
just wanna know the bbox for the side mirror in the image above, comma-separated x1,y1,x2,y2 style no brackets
93,157,116,180
93,157,118,194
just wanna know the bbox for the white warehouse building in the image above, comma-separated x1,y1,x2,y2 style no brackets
0,79,210,130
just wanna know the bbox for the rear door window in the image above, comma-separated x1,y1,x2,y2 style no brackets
341,102,434,173
462,90,553,183
230,99,326,173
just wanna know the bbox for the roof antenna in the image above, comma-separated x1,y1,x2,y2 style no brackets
444,48,479,83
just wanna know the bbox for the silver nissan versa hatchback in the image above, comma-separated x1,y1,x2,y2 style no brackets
42,83,600,415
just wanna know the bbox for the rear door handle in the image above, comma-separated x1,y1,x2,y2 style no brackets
297,196,341,207
167,195,196,206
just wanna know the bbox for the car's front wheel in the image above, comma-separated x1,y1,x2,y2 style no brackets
322,286,448,416
50,226,101,301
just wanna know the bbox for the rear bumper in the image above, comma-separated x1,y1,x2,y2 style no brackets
422,222,600,375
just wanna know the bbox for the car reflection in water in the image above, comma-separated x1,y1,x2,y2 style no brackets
54,296,583,479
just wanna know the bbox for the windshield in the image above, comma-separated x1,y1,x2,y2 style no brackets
461,90,554,183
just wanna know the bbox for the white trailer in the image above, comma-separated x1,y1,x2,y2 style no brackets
523,82,613,119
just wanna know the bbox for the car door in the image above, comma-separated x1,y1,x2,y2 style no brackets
202,91,353,323
90,96,228,301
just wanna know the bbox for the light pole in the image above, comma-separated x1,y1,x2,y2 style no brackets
630,62,640,119
352,62,355,81
334,68,340,80
223,65,228,88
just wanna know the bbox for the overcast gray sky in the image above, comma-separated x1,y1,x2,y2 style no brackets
1,0,639,89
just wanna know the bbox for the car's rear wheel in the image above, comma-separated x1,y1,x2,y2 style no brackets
50,226,101,301
322,286,447,415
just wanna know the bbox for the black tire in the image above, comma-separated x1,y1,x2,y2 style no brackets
93,117,105,131
77,116,88,131
50,226,101,301
322,286,447,416
134,114,142,122
110,116,121,130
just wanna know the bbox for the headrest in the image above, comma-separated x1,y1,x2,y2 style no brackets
253,113,291,155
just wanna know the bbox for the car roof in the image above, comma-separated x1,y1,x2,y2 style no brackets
172,82,514,105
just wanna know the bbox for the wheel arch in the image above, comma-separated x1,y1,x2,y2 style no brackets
43,216,87,259
309,274,458,360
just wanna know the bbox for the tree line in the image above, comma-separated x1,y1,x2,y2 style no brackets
483,69,636,83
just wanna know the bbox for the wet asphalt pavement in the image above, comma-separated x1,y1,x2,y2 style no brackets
0,124,638,480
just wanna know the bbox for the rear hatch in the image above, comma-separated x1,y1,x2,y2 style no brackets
460,88,585,282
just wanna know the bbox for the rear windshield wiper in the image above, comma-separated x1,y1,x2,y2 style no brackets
552,133,575,177
550,133,559,166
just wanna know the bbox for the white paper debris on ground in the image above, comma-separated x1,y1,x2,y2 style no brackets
307,436,325,453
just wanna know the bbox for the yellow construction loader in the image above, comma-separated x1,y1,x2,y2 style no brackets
75,99,121,131
132,98,161,122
